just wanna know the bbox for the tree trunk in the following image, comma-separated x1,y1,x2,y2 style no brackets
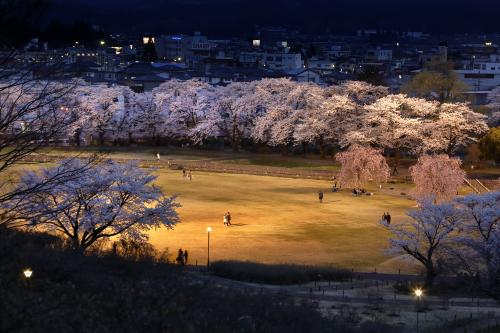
98,131,105,146
425,263,437,288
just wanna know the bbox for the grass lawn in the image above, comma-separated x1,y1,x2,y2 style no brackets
149,169,418,272
13,147,490,273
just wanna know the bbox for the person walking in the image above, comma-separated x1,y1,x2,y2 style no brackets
176,248,184,265
183,250,189,265
188,170,192,181
226,211,232,226
156,153,161,161
182,168,186,178
318,191,324,203
386,212,391,225
223,213,228,226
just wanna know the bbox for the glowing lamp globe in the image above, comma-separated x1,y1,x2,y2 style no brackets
23,269,33,279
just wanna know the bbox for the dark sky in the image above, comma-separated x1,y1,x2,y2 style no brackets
51,0,500,36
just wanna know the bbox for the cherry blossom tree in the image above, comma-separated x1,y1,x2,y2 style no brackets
193,82,260,151
77,85,124,145
343,94,439,155
335,145,390,188
154,79,216,142
409,154,465,203
487,87,500,127
388,200,459,287
425,103,488,154
454,192,500,291
330,80,389,105
126,90,167,144
4,158,180,252
253,81,321,152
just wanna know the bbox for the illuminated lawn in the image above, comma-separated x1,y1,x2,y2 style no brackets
150,169,417,271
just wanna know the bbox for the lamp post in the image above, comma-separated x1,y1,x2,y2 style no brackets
414,288,423,332
23,268,33,287
206,227,212,269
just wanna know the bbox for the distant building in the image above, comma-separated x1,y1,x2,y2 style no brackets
456,54,500,91
365,47,393,61
239,50,303,70
419,44,448,65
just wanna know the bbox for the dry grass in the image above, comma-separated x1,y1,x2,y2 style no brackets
149,169,418,271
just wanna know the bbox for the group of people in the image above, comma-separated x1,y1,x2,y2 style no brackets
223,212,232,226
352,188,366,196
182,168,193,181
381,212,392,225
176,248,189,265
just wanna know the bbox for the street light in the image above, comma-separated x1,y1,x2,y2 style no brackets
206,227,212,268
100,40,106,46
414,288,424,332
23,268,33,287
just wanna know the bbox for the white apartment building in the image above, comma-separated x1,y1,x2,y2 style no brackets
239,51,303,70
456,54,500,91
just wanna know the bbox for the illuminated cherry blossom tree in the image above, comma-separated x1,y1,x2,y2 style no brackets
388,200,459,287
5,159,180,252
454,191,500,291
193,82,260,151
335,145,390,188
154,79,216,142
330,80,389,105
425,102,489,154
409,154,466,203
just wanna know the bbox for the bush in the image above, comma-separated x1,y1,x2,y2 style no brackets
210,260,351,284
479,127,500,163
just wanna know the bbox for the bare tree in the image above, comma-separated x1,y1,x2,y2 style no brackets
0,52,88,226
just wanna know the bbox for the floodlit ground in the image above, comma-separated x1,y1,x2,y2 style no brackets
13,147,490,272
149,169,417,271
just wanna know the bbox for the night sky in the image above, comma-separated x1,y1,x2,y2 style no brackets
49,0,500,36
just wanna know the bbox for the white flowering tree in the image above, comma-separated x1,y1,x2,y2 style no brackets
330,80,389,105
409,154,466,203
487,87,500,127
154,79,216,142
343,94,439,155
77,85,124,145
426,103,488,154
253,81,320,152
388,200,459,287
193,82,260,151
127,90,167,144
454,192,500,290
4,159,180,252
335,145,390,188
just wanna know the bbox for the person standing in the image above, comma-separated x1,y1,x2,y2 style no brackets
156,153,161,161
318,191,324,203
183,250,189,265
182,168,186,178
386,212,391,225
223,213,228,226
188,170,192,181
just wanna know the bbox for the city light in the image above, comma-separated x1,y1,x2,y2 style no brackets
23,268,33,279
414,288,423,297
100,40,106,46
207,226,212,233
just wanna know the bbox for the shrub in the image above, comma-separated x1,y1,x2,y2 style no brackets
210,260,351,284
